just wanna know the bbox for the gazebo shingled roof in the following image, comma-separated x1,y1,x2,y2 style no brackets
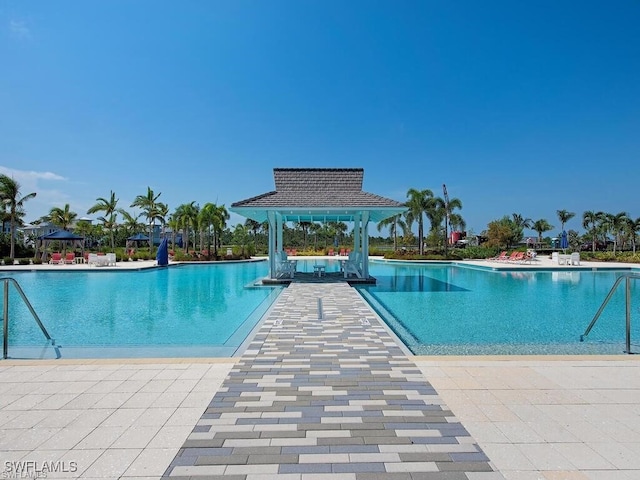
230,168,406,223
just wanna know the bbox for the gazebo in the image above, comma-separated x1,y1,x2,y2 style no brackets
38,230,85,262
230,168,407,280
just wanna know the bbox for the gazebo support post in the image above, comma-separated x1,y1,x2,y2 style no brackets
268,211,277,279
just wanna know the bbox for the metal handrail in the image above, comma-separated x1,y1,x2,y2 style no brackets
2,277,54,359
580,272,640,354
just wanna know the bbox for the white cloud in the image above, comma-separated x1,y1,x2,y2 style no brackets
0,166,68,220
9,19,31,40
0,166,66,184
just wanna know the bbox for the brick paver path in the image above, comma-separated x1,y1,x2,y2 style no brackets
163,283,502,479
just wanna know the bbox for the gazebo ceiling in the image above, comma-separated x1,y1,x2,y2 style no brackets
230,168,407,224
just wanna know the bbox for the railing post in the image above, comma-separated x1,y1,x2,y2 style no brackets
626,277,632,354
3,280,8,359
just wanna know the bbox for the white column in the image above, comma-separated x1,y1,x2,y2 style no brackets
354,212,361,253
276,212,284,253
268,211,276,278
362,211,370,278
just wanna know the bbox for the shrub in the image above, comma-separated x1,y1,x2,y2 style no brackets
2,257,13,266
32,258,43,265
18,258,30,265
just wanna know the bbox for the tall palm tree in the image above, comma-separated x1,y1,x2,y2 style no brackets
173,202,199,252
434,195,463,254
377,214,406,252
211,204,230,258
582,210,603,252
607,212,629,254
531,219,554,244
199,203,217,257
87,191,119,249
0,174,37,260
130,187,163,249
625,217,640,254
556,209,575,232
405,188,434,255
297,221,312,249
167,214,181,250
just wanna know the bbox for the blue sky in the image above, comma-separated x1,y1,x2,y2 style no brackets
1,1,639,237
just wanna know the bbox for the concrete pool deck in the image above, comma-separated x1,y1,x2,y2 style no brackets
1,257,640,479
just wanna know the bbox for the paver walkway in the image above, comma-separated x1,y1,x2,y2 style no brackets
163,282,503,479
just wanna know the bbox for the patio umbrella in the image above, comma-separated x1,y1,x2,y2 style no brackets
560,230,569,252
156,238,169,266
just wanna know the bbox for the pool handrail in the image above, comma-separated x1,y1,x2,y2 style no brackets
580,272,640,354
1,277,54,359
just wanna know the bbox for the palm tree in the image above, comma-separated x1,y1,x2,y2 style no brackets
531,219,553,244
167,214,181,250
405,188,434,255
47,204,78,255
173,202,199,253
0,174,37,260
556,209,575,232
625,217,640,254
199,203,217,257
87,191,119,249
297,221,312,249
434,195,463,254
607,212,629,254
130,187,163,249
377,214,406,251
211,204,230,258
582,210,602,252
118,209,145,237
48,204,78,230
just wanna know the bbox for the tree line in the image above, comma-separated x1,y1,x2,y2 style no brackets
2,173,639,260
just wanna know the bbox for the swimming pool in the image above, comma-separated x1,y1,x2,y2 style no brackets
357,261,640,355
2,261,279,358
3,259,639,358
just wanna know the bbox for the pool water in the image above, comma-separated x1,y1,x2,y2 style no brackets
2,261,278,358
357,262,640,355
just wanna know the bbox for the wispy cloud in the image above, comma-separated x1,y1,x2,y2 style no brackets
0,166,69,220
9,19,31,40
0,166,66,184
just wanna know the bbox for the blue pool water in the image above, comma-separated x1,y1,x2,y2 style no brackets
3,259,639,358
358,261,640,355
2,261,278,358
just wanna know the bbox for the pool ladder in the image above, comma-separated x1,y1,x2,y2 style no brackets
1,277,54,359
580,272,640,354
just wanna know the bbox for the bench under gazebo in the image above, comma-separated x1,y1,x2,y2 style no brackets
230,168,407,283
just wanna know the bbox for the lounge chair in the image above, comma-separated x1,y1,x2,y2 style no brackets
488,251,507,261
64,253,75,264
343,251,363,279
275,251,297,279
49,253,63,265
570,252,580,266
339,248,346,256
328,248,334,256
508,252,525,263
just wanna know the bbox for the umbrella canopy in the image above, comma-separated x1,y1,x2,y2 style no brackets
560,231,569,251
156,238,169,266
41,230,84,241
